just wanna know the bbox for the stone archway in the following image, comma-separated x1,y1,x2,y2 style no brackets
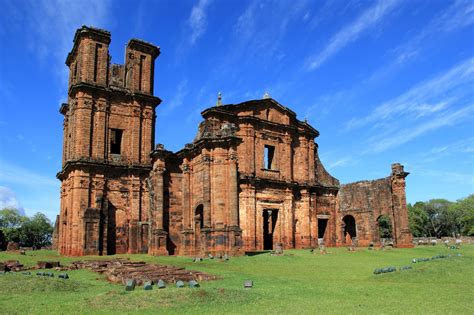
377,215,393,239
342,215,357,243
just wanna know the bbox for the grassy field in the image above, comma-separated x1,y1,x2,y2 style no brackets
0,245,473,314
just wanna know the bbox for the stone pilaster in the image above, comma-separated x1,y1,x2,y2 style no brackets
390,163,413,248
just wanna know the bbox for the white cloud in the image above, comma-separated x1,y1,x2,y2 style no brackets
162,79,189,115
306,0,400,71
305,1,474,121
390,0,474,67
346,58,474,130
365,105,474,153
438,0,474,32
188,0,212,45
328,157,354,170
0,186,25,215
430,137,474,155
22,0,111,92
419,169,474,186
0,160,58,188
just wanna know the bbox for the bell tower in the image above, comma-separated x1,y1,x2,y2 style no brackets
57,26,161,256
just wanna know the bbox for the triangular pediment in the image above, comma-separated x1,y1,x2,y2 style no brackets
219,98,297,125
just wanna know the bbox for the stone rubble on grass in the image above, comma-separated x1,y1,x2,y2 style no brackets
66,258,217,286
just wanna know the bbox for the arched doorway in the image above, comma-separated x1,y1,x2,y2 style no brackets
195,205,204,230
194,205,204,254
342,215,357,243
377,215,393,239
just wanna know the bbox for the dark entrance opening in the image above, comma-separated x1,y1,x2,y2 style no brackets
377,215,393,239
263,209,278,250
194,205,204,254
195,205,204,230
318,219,328,238
343,215,357,239
107,203,116,255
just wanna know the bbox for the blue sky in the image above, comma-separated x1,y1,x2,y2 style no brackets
0,0,473,221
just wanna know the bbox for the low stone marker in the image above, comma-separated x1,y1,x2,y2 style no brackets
58,273,69,279
176,280,185,288
157,279,166,289
243,280,253,289
274,243,284,256
189,280,200,288
373,266,396,275
144,281,153,290
125,279,136,291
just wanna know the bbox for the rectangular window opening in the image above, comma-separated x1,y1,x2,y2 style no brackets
138,55,145,91
110,129,123,155
93,43,102,82
74,62,78,79
264,145,275,169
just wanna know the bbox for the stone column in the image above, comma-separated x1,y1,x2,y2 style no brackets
229,151,239,227
391,163,413,248
181,161,192,255
202,154,212,227
149,163,168,255
298,189,311,248
284,189,294,249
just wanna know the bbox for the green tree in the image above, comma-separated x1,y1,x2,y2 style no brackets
449,194,474,236
19,213,53,248
408,202,429,237
423,199,452,238
377,215,393,238
0,207,27,243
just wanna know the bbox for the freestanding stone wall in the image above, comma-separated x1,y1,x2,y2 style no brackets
338,164,412,247
55,26,412,256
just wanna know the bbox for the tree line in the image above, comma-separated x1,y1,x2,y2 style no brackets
408,194,474,238
0,208,53,249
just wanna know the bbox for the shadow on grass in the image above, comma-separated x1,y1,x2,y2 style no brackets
244,250,271,256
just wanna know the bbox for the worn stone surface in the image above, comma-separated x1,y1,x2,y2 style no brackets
1,260,24,272
55,26,412,257
37,261,61,269
67,258,216,285
6,242,19,251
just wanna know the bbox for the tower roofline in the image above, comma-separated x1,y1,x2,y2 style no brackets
66,25,111,66
127,39,160,59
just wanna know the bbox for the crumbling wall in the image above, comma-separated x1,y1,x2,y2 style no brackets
314,150,339,187
338,178,393,246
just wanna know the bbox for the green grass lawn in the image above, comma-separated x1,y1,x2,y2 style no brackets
1,245,473,314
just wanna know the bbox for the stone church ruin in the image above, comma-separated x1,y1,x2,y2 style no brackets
55,26,412,256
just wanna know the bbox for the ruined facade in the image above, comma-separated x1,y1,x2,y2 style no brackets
56,26,412,256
